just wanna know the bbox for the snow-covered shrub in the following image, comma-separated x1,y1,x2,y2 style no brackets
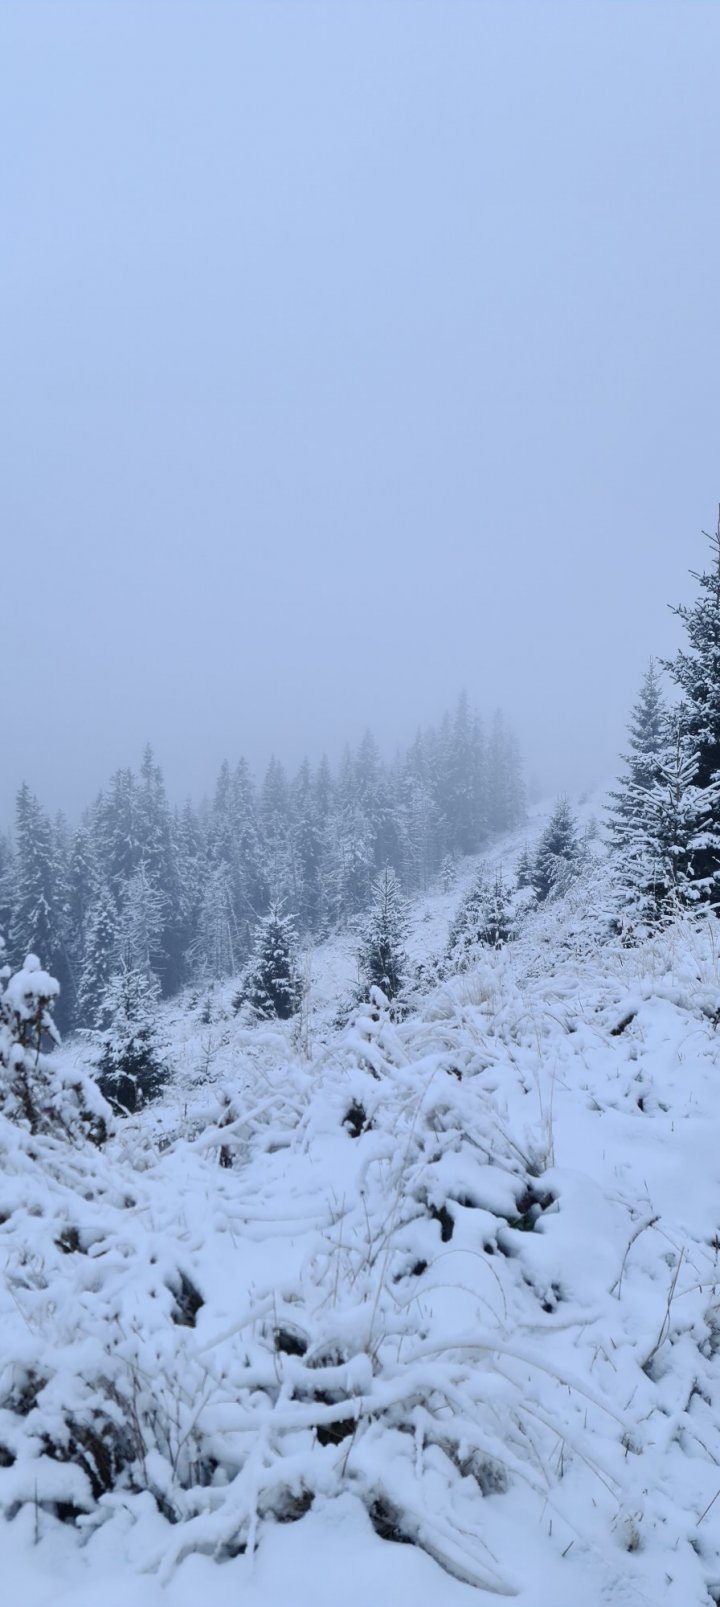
0,946,108,1142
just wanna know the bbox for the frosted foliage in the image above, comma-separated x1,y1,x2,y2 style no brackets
239,903,302,1019
97,964,167,1113
0,944,108,1140
358,865,408,1000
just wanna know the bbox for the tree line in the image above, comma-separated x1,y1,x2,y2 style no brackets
0,696,525,1032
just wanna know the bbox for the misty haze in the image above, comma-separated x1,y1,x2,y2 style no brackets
2,5,720,1605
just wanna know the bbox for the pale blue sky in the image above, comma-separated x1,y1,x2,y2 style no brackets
2,1,719,819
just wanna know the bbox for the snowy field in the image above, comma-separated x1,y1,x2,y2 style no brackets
4,799,720,1606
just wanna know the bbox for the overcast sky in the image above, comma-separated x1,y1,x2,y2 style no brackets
2,0,719,824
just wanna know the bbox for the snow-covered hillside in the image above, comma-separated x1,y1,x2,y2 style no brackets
4,802,720,1606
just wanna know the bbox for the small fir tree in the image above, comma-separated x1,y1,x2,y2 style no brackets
516,844,535,890
606,663,671,928
358,866,408,1002
448,869,513,964
97,964,167,1114
440,852,458,893
239,904,303,1020
532,799,580,902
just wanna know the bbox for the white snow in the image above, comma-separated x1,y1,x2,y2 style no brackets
3,795,720,1605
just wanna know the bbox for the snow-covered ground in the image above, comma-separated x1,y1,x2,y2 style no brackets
4,795,720,1606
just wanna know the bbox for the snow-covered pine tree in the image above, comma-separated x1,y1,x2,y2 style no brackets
618,717,720,922
611,661,667,807
532,798,580,902
607,662,671,927
115,863,168,981
260,758,294,906
95,767,141,892
290,759,327,935
76,880,117,1026
9,786,71,1021
189,861,239,980
136,747,185,993
66,821,96,977
439,852,457,892
172,800,204,972
96,963,167,1113
516,843,535,890
239,903,303,1020
232,757,268,927
0,944,109,1140
448,868,513,964
663,514,720,902
331,784,375,924
358,865,409,1002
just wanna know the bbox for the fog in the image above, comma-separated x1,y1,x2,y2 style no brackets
2,1,719,824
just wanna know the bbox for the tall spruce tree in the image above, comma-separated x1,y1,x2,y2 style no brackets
76,881,117,1027
663,515,720,902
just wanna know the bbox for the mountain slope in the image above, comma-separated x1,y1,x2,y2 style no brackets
3,803,720,1606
